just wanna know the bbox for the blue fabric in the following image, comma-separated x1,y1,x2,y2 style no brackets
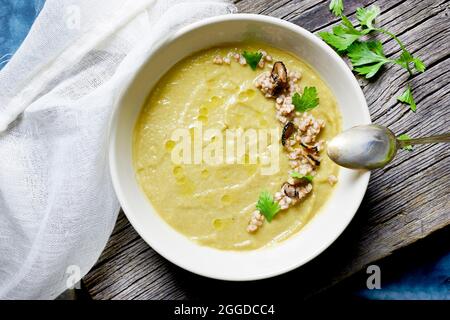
360,250,450,300
0,0,44,68
0,0,448,300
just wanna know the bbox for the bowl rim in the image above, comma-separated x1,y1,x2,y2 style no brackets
108,13,371,281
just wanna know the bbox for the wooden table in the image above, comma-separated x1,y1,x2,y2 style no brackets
84,0,450,299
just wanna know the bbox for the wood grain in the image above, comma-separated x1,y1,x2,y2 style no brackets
84,0,450,299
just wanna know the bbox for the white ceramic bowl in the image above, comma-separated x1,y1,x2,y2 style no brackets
109,14,371,281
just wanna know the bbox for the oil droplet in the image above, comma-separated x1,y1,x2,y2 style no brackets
238,89,256,102
201,169,209,178
197,115,208,124
165,140,176,151
208,96,223,108
173,166,183,178
259,118,268,127
221,194,231,204
213,219,223,230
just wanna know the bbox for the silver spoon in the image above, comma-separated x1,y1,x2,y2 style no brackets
327,124,450,170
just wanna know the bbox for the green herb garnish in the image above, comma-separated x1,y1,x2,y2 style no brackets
256,191,281,222
292,87,319,112
318,18,366,52
242,51,263,70
397,85,416,112
323,2,425,111
347,41,391,78
329,0,344,16
356,5,380,29
395,51,426,74
397,134,413,151
290,172,314,182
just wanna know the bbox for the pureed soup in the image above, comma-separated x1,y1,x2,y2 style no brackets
133,44,342,250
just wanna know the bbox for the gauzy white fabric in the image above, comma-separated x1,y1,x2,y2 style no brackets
0,0,236,299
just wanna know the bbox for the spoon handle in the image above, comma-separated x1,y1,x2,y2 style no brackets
397,133,450,147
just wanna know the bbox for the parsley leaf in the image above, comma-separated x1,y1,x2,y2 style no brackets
292,87,319,112
321,1,426,112
397,85,417,112
329,0,344,16
256,191,281,222
341,15,355,29
395,51,426,73
242,51,263,70
318,21,366,51
413,57,426,73
397,133,413,151
290,172,314,182
356,5,380,30
347,41,392,78
395,51,413,70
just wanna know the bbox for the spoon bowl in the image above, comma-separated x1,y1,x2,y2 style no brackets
327,125,398,169
327,124,450,170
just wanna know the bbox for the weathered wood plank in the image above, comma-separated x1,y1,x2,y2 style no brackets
84,0,450,299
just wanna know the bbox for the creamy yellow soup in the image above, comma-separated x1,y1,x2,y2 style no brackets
133,44,342,250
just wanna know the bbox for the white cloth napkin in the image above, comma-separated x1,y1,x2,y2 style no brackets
0,0,236,299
